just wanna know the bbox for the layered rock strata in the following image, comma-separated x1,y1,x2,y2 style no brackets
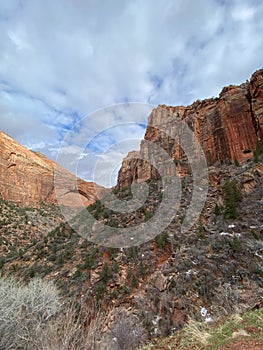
117,69,263,189
0,131,101,207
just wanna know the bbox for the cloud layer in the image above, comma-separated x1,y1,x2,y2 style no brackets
0,0,263,185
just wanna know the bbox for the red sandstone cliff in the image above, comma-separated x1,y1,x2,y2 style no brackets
117,69,263,189
1,69,263,204
0,131,102,207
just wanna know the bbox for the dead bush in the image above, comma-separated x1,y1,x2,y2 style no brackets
37,302,107,350
0,277,108,350
0,277,60,349
110,308,147,350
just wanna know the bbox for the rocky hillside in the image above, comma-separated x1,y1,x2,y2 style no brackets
117,69,263,189
1,69,263,349
0,131,102,207
139,306,263,350
0,157,263,343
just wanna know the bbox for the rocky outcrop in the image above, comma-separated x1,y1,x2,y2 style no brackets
117,69,263,189
239,162,263,192
0,131,102,207
250,69,263,141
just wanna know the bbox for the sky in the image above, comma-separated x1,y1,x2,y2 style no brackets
1,0,263,186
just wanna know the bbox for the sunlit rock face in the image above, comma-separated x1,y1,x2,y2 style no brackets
117,69,263,189
0,131,102,207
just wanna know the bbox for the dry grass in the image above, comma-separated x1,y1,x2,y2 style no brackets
0,276,149,350
37,302,109,350
137,307,263,350
180,317,211,349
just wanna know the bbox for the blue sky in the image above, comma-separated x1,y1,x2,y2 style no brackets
1,0,263,186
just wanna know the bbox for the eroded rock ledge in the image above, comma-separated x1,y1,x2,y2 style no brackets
117,69,263,189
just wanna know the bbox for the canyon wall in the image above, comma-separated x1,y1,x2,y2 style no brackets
117,69,263,189
1,69,263,205
0,131,101,207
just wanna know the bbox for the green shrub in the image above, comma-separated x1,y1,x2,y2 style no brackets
102,209,110,219
107,217,119,227
234,158,240,167
214,203,222,216
96,281,106,301
56,254,65,266
197,216,206,239
223,180,241,219
138,261,146,278
229,236,242,253
112,260,120,274
250,229,260,240
131,275,138,288
254,140,263,162
0,257,5,268
256,140,263,155
155,232,168,249
83,252,96,269
144,209,153,221
99,263,112,283
127,246,138,259
72,265,83,281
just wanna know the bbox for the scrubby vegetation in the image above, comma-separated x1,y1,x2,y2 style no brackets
0,159,263,349
222,179,242,219
138,306,263,350
0,277,147,350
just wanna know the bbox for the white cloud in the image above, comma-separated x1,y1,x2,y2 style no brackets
231,6,255,21
55,104,150,186
0,0,263,185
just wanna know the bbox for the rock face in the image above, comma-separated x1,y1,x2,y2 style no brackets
0,131,102,207
250,69,263,141
2,69,263,205
117,69,263,189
